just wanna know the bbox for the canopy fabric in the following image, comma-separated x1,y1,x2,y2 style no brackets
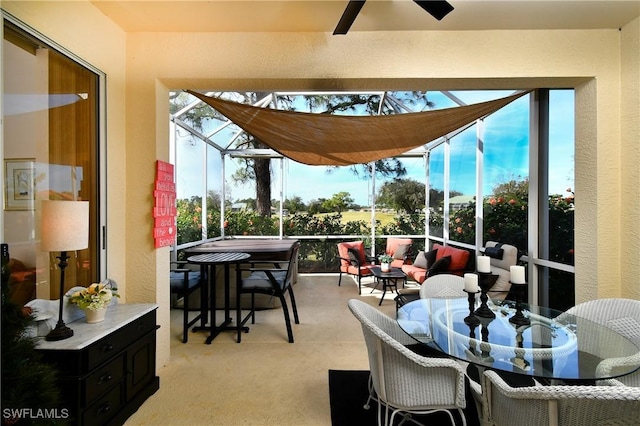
187,89,530,166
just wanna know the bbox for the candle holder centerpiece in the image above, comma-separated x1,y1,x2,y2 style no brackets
463,273,481,325
474,272,498,319
508,265,530,326
508,283,530,326
463,289,481,326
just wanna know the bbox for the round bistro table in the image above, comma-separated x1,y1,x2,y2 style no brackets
187,252,251,344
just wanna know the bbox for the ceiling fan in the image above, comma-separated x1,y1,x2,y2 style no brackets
333,0,454,35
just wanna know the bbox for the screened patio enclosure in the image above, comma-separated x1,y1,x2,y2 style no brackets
169,88,575,310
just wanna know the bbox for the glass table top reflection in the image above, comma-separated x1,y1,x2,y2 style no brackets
397,297,640,381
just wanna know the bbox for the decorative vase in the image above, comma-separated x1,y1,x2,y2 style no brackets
380,262,391,272
84,307,107,324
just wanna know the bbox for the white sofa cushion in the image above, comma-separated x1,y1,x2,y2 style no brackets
485,241,519,300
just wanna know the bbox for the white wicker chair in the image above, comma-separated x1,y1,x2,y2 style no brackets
561,298,640,386
481,369,640,426
419,274,466,299
418,274,480,420
348,299,467,426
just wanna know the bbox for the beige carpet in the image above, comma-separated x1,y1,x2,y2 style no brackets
124,273,418,425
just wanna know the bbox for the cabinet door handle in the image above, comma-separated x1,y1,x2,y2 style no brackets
97,403,111,415
98,373,113,384
101,343,114,353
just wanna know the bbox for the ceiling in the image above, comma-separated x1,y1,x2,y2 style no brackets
90,1,640,33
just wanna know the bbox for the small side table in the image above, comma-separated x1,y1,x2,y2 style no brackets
370,266,407,306
187,252,251,344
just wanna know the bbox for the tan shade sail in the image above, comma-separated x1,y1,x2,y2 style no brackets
187,89,530,166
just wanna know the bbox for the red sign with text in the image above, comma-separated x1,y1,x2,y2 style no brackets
154,161,177,248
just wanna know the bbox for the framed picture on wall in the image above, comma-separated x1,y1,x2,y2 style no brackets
4,158,36,210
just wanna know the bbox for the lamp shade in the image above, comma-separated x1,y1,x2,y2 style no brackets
40,200,89,252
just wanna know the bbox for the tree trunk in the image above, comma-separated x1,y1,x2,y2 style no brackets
252,92,272,217
254,154,271,217
253,141,271,217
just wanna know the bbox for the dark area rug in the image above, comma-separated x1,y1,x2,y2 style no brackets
328,370,480,426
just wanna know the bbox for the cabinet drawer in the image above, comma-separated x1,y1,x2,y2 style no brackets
82,383,123,425
84,353,125,404
86,310,156,370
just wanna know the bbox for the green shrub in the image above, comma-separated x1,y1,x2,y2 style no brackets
176,194,574,284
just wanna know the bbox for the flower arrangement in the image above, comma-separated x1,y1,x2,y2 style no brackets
68,281,119,311
378,254,394,264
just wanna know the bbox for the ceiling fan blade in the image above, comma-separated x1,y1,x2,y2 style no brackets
333,0,366,35
413,1,454,21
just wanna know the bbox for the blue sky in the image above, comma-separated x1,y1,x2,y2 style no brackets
175,90,574,206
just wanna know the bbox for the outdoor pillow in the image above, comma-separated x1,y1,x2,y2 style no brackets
424,249,438,268
413,249,437,269
413,251,428,269
347,248,360,266
428,255,451,274
485,244,504,259
393,244,412,260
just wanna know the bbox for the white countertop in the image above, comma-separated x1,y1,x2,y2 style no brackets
35,303,158,351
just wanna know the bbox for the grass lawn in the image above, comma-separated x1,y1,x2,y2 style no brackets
317,210,396,226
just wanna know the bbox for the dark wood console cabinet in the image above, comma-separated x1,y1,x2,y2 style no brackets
36,304,160,425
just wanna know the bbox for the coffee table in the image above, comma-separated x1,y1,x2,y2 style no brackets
369,266,406,306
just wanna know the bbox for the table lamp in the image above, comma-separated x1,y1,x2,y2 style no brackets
40,200,89,341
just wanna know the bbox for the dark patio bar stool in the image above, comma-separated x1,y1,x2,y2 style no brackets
170,261,204,343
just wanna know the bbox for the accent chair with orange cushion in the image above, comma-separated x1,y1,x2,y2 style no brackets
384,238,413,268
337,241,374,295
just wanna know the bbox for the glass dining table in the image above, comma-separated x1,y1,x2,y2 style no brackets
397,297,640,382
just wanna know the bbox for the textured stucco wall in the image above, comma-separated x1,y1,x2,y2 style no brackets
3,2,639,368
620,17,640,300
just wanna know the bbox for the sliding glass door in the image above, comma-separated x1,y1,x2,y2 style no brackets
2,15,105,303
